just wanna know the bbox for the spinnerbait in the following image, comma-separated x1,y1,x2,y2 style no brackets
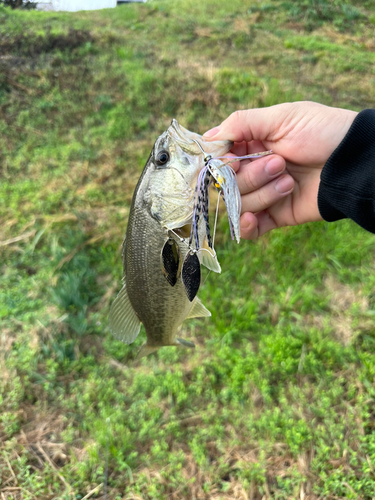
189,140,273,250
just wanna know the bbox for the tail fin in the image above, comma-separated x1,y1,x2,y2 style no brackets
136,343,160,359
136,339,195,359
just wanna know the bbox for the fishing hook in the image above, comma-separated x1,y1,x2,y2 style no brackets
192,139,212,164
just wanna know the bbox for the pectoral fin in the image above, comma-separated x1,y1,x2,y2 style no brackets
109,281,141,344
186,296,211,318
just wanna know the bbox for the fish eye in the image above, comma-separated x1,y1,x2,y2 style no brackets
155,150,170,166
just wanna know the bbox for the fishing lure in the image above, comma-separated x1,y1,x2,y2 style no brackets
162,142,273,305
189,141,273,252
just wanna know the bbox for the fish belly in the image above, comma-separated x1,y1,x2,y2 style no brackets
125,203,192,347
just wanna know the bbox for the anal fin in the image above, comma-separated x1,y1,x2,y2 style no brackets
186,296,211,319
109,281,141,344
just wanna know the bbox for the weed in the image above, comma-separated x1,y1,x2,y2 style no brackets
280,0,365,31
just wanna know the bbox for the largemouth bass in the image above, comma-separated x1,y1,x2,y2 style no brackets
109,120,236,358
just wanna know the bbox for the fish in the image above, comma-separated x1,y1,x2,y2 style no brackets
109,119,236,358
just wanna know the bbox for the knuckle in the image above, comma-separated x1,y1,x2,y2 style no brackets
243,169,257,192
256,189,269,209
231,109,245,124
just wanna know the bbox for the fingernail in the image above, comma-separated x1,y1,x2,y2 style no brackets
265,158,283,176
275,175,294,193
203,126,220,138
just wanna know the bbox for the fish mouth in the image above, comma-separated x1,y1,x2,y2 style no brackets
167,119,202,155
168,119,233,158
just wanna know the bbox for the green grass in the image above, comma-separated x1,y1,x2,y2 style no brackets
1,0,375,498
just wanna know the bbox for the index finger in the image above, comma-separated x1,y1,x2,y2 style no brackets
203,104,289,144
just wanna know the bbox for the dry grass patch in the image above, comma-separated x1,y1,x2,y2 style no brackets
324,275,368,346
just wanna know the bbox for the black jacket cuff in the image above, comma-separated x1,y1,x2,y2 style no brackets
318,109,375,233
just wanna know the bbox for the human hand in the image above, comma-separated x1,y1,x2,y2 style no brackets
203,101,357,239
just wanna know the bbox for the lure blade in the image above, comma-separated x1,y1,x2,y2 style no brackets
161,238,182,286
182,251,201,302
208,160,241,243
201,150,272,243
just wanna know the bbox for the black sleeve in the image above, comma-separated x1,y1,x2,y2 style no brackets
317,109,375,233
